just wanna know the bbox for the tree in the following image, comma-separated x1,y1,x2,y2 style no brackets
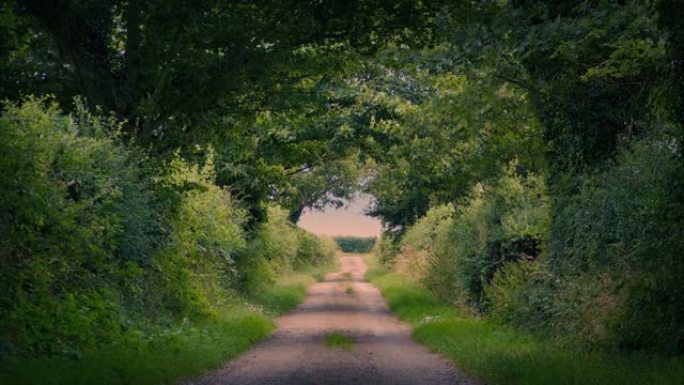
4,0,451,221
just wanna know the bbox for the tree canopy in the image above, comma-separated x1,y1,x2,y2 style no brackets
2,0,684,356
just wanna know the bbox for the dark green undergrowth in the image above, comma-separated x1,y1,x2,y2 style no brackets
0,305,272,385
0,261,335,385
368,261,684,385
0,101,340,385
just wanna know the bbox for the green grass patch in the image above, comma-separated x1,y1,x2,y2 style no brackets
249,273,314,315
302,259,339,282
363,252,390,282
250,260,338,315
368,256,684,385
372,272,462,323
0,305,273,385
324,331,354,350
345,285,355,294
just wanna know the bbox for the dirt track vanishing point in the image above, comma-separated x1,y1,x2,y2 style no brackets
184,255,479,385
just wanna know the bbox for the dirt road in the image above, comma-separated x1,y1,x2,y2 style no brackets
184,256,479,385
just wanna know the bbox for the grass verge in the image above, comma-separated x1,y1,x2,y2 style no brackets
324,331,354,350
248,260,338,315
367,256,684,385
0,305,273,385
0,260,338,385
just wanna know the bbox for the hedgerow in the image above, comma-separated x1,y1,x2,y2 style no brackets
0,99,337,359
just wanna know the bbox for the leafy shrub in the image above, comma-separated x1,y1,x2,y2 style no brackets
387,162,549,308
484,259,553,330
249,205,300,272
149,151,247,316
394,205,454,296
545,137,684,352
393,136,684,354
0,99,161,355
0,100,253,358
235,205,337,295
296,232,337,267
445,163,549,308
375,233,400,265
334,236,377,253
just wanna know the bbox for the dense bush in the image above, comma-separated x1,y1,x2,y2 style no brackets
546,138,684,352
0,100,338,359
334,236,377,253
384,135,684,353
297,232,338,268
488,137,684,352
0,100,162,356
147,151,247,317
234,205,337,295
393,204,454,299
388,162,549,307
374,233,400,265
448,164,549,308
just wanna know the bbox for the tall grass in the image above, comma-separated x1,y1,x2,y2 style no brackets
367,256,684,385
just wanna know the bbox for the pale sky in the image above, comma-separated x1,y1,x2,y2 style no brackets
297,193,383,237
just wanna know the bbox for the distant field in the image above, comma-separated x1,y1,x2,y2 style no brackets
334,236,377,253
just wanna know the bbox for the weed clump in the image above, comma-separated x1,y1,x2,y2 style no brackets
324,331,354,350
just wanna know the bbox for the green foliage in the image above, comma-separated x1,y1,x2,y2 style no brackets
0,100,336,372
4,0,447,146
374,233,401,265
546,137,684,352
245,240,337,316
385,134,684,353
372,272,460,324
334,236,377,253
0,304,273,385
2,0,684,372
387,163,549,308
394,204,454,298
251,205,303,272
0,99,160,356
297,232,338,268
363,66,545,229
370,260,684,385
484,260,551,330
148,151,247,317
240,205,336,283
362,0,684,356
